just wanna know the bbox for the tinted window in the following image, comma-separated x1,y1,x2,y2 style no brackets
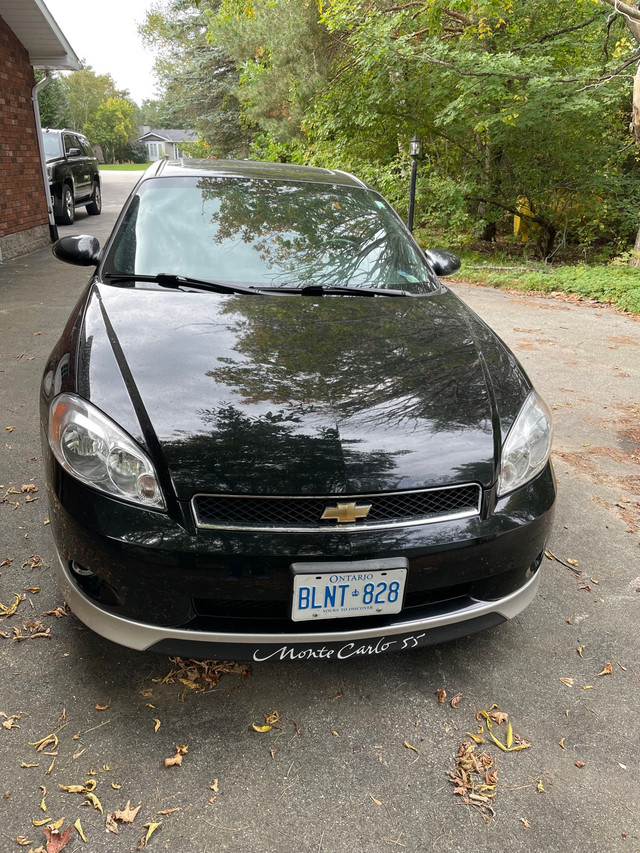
104,177,439,293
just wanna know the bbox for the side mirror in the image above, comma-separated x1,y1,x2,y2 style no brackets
424,249,461,277
67,147,82,157
52,235,101,267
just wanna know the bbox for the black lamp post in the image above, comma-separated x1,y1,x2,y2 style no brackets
407,135,421,233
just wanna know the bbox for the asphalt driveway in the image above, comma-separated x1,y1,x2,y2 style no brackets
1,171,639,852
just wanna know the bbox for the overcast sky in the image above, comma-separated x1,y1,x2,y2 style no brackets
45,0,159,105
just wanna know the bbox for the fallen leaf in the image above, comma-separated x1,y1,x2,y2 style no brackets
58,785,85,794
520,818,531,829
153,719,161,733
558,738,566,749
74,819,87,843
450,695,462,708
597,663,613,676
111,783,122,790
156,808,181,815
164,753,183,767
369,794,382,806
15,837,32,846
577,645,585,657
105,814,119,834
559,678,574,687
489,711,509,726
0,593,22,617
566,558,579,567
114,801,141,823
43,825,74,853
477,711,531,752
1,713,21,729
137,821,161,849
582,685,595,690
575,760,585,768
83,792,103,814
536,779,545,793
40,785,47,811
21,484,38,493
403,740,420,754
252,723,272,732
436,688,447,703
210,779,219,793
466,732,485,744
20,762,39,768
95,701,110,711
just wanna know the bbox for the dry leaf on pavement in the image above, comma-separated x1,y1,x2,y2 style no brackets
114,801,141,824
137,821,161,849
43,825,74,853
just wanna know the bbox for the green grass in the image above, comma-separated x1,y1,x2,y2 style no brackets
455,261,640,315
99,163,150,171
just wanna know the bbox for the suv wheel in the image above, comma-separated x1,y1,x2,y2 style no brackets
86,181,102,216
56,185,75,225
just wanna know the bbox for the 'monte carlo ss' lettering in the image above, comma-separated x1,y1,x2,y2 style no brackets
42,157,555,660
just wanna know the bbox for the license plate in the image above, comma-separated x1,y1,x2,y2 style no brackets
290,558,407,622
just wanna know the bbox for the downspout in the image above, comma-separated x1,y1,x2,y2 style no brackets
32,71,58,243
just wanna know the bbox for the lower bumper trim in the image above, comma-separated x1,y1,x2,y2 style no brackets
54,550,541,660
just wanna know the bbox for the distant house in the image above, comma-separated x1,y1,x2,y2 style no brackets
138,128,197,162
0,0,80,262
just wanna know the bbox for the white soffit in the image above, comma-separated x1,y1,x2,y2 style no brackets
0,0,81,70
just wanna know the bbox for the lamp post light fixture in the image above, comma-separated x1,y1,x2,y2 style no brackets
407,135,421,233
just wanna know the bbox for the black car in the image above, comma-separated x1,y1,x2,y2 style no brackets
41,159,555,662
41,129,101,225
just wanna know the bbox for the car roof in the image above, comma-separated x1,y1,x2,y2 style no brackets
42,128,89,139
144,158,370,189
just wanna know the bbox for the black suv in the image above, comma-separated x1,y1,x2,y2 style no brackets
41,129,101,225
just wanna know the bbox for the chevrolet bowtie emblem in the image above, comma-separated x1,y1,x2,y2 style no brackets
321,502,372,524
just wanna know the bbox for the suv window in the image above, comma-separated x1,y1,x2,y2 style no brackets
42,133,63,159
64,135,81,156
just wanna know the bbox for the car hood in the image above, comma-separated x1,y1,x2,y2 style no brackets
79,284,531,498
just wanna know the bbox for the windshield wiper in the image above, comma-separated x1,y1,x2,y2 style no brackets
102,273,263,296
260,284,413,297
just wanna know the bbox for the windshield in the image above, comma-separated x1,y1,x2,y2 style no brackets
103,176,439,293
41,133,63,160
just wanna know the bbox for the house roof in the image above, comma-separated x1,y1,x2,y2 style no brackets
139,129,198,143
0,0,81,69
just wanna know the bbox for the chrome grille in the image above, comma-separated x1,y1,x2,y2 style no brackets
191,484,482,532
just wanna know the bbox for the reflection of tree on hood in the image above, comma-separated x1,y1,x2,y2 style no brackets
207,294,489,433
164,405,402,494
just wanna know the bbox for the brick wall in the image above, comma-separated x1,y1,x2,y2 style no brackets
0,14,49,259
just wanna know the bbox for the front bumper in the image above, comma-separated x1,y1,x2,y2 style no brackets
54,548,541,660
46,459,555,659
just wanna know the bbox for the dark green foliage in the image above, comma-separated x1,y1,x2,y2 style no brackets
36,72,71,128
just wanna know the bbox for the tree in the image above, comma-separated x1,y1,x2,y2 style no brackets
599,0,640,262
140,0,247,155
60,67,123,132
83,97,138,163
36,72,71,128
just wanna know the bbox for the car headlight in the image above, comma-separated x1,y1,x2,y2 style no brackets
48,393,165,509
497,391,552,496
